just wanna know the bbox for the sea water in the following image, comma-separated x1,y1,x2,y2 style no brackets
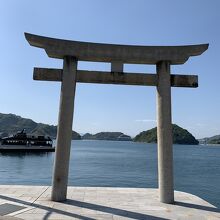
0,140,219,208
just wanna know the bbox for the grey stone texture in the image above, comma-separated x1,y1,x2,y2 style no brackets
0,185,219,220
33,68,198,88
156,61,174,204
25,33,208,64
0,203,26,216
51,57,77,201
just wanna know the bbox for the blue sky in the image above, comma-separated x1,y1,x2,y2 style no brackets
0,0,219,138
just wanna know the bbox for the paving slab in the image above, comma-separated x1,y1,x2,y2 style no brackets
0,185,219,220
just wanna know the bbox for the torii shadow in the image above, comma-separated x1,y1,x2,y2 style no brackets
0,194,167,220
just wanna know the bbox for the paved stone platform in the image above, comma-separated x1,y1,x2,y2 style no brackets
0,185,219,219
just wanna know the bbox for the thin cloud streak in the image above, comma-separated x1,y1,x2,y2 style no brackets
135,119,157,123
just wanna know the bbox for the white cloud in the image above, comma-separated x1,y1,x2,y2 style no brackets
135,119,157,123
195,123,206,127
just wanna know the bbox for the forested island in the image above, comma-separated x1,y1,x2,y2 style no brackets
134,124,199,145
199,135,220,145
82,132,132,141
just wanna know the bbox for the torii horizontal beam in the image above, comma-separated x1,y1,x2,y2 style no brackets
25,33,208,65
33,67,198,88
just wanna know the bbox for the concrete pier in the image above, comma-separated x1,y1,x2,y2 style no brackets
0,185,219,220
51,57,77,201
156,61,174,204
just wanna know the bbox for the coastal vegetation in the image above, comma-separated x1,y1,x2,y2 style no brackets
0,113,81,140
199,135,220,145
208,138,220,144
82,132,132,141
134,124,199,145
1,113,218,145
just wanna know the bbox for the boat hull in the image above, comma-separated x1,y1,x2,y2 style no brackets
0,145,55,152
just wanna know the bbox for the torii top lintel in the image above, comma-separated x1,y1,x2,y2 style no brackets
25,33,208,65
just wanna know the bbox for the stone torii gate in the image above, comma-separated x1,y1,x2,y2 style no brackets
25,33,208,204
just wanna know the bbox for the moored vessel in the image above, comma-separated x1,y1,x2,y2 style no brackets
0,129,55,152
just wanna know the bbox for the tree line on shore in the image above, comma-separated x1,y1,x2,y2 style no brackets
0,113,218,145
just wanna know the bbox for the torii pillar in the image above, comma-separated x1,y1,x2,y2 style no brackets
25,32,208,203
51,56,77,201
157,61,173,203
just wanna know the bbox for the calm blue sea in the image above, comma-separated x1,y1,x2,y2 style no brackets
0,140,219,208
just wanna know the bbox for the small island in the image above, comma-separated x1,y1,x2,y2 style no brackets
82,132,132,141
134,124,199,145
199,135,220,145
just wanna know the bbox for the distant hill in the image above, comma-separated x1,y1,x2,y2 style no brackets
199,135,220,145
134,124,199,145
82,132,132,141
0,113,81,140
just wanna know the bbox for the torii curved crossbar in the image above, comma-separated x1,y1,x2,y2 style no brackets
25,33,208,65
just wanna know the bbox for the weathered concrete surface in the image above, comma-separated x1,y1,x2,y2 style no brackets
33,68,198,88
156,61,174,204
25,33,208,64
0,185,219,220
51,57,77,201
0,216,23,220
